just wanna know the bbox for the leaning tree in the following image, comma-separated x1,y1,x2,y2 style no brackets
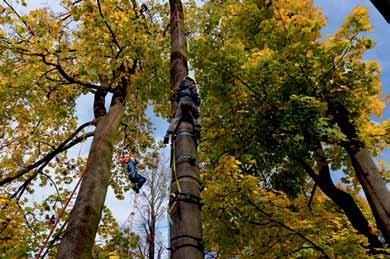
0,0,168,257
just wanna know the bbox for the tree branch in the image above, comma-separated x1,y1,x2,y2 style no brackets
3,0,35,36
316,33,358,87
39,172,65,210
275,246,317,259
53,54,101,90
307,183,317,211
13,48,101,91
11,131,94,201
246,197,330,258
96,0,122,51
0,122,94,186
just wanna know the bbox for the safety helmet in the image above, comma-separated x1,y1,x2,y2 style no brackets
184,75,196,84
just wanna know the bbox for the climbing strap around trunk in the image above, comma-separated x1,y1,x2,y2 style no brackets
170,192,203,208
168,234,205,255
176,154,197,165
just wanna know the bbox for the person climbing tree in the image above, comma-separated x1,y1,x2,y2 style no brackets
122,154,146,193
164,76,201,144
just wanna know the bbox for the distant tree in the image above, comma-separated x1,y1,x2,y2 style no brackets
127,150,169,259
93,207,143,259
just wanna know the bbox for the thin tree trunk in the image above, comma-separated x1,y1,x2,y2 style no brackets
300,144,382,248
330,103,390,244
57,81,128,258
148,215,156,259
149,167,156,259
169,1,203,258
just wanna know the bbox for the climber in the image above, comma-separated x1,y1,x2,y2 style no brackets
121,154,146,193
164,76,201,144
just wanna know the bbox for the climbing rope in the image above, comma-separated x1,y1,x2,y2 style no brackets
123,192,139,230
121,87,142,230
167,131,203,224
36,139,86,259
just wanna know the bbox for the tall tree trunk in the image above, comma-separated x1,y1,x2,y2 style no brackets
330,102,390,244
300,144,382,248
169,1,203,259
57,83,128,258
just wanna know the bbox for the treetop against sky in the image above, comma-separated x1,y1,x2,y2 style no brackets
6,0,389,225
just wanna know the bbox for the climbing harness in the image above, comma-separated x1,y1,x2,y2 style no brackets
164,76,201,145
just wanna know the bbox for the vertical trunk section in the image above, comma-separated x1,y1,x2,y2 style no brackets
57,95,125,258
169,0,188,107
347,147,390,244
330,103,390,244
148,170,155,259
300,144,382,248
169,1,203,258
148,215,156,259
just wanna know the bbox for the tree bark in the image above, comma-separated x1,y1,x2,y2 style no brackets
300,144,382,248
169,0,188,110
57,84,127,258
169,1,203,258
329,103,390,244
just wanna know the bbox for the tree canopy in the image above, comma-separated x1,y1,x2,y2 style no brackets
0,0,389,258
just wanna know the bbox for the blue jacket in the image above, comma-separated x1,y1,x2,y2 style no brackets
127,159,138,173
